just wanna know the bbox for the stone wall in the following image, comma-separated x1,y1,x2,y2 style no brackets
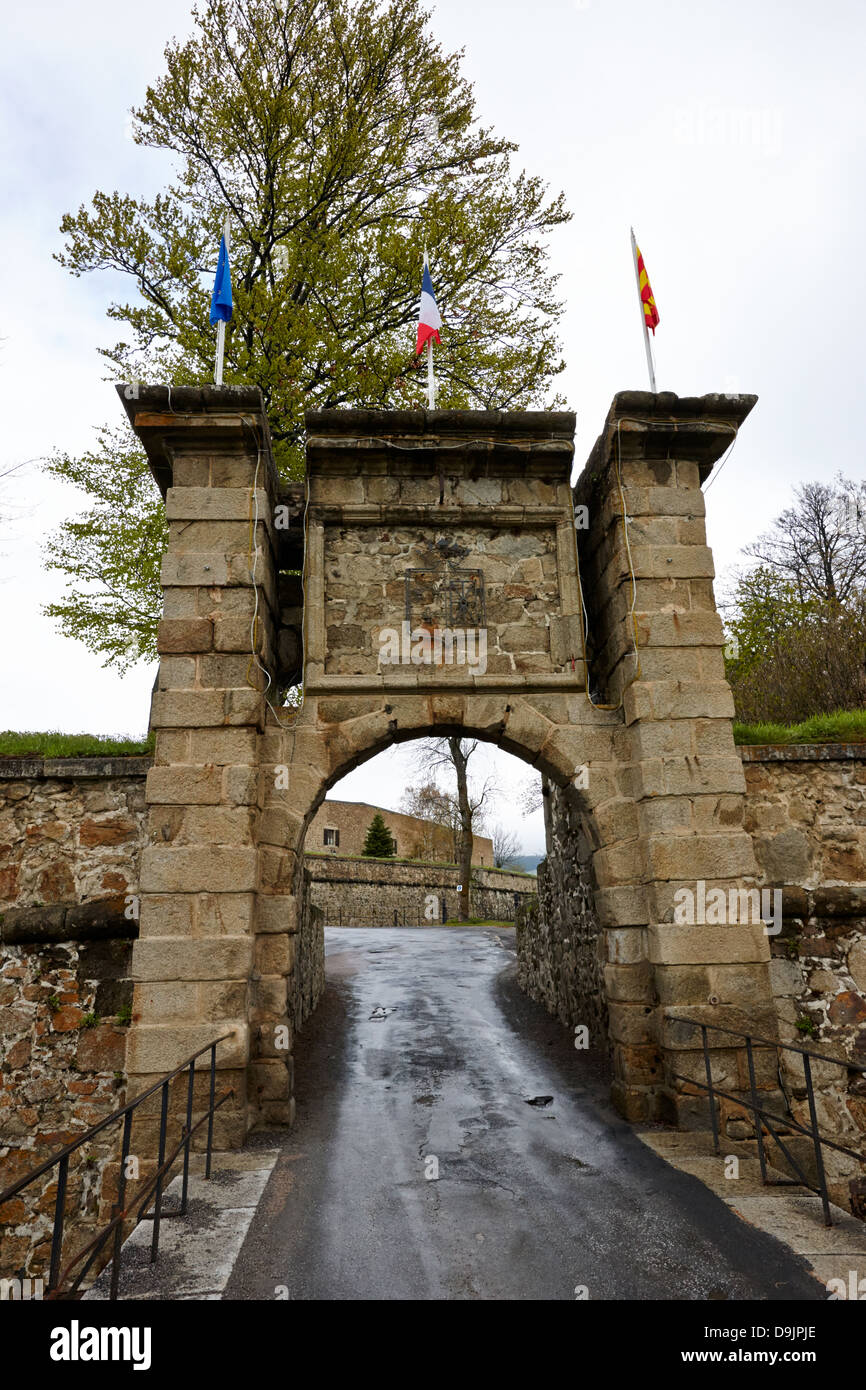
0,758,149,915
321,517,568,680
516,780,608,1048
742,745,866,1212
307,854,536,925
0,914,136,1284
306,797,494,865
0,759,144,1283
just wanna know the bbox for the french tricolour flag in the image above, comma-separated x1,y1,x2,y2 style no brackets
416,253,442,355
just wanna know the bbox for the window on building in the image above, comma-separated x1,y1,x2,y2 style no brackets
324,827,339,847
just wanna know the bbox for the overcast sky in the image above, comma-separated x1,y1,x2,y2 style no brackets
1,0,863,854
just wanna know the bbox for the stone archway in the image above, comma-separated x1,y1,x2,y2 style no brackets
121,385,773,1151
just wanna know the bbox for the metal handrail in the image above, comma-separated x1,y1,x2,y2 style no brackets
666,1013,866,1227
0,1034,234,1299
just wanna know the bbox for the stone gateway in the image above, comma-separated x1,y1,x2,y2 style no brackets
117,384,776,1145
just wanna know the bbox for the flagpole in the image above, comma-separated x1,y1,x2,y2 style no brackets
423,246,436,410
630,226,657,393
215,214,230,386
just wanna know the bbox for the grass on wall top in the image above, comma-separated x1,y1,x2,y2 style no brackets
732,709,866,746
0,730,154,758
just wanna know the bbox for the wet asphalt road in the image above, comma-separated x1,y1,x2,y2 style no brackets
225,927,822,1301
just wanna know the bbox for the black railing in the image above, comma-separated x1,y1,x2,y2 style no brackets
0,1035,233,1299
666,1014,866,1227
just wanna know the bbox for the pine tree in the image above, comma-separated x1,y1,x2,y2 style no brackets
362,813,396,858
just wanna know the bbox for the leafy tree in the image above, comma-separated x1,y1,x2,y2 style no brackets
43,428,167,671
741,475,866,606
727,597,866,725
400,781,456,860
721,487,866,723
47,0,570,667
721,565,817,686
362,811,396,857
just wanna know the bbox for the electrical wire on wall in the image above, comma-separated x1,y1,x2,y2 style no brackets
573,416,737,714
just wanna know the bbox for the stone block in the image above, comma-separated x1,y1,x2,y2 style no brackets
140,845,258,894
628,720,695,761
151,690,226,728
258,804,304,849
139,895,194,938
254,931,292,976
188,728,258,764
249,1058,291,1102
196,893,256,937
146,765,223,805
223,765,259,805
211,454,260,487
642,831,757,881
591,839,643,889
213,616,257,652
250,975,289,1017
648,923,771,966
607,1000,657,1045
658,755,747,797
593,885,649,928
257,895,298,935
653,964,712,1007
160,554,229,587
157,657,197,688
500,701,554,756
628,544,715,580
258,846,297,894
635,612,724,648
171,456,211,487
132,936,252,982
693,719,738,756
165,486,269,521
603,961,656,1003
175,805,256,845
604,925,649,963
126,1022,248,1075
157,618,213,653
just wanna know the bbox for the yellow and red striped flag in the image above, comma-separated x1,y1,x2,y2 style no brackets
635,242,659,335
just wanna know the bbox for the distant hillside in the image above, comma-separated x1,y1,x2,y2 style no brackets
507,854,542,876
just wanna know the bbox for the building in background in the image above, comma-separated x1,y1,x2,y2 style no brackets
307,798,494,866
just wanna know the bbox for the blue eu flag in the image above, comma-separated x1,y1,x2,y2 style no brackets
210,233,233,325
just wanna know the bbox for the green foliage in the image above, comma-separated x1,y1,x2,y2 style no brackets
723,565,866,726
47,994,61,1014
80,1013,100,1030
733,709,866,746
0,730,153,757
722,477,866,724
362,812,396,857
41,428,167,671
48,0,570,667
116,1005,133,1026
723,567,817,685
796,1014,818,1037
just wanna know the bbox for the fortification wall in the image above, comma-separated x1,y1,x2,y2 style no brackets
516,780,609,1048
307,854,536,925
